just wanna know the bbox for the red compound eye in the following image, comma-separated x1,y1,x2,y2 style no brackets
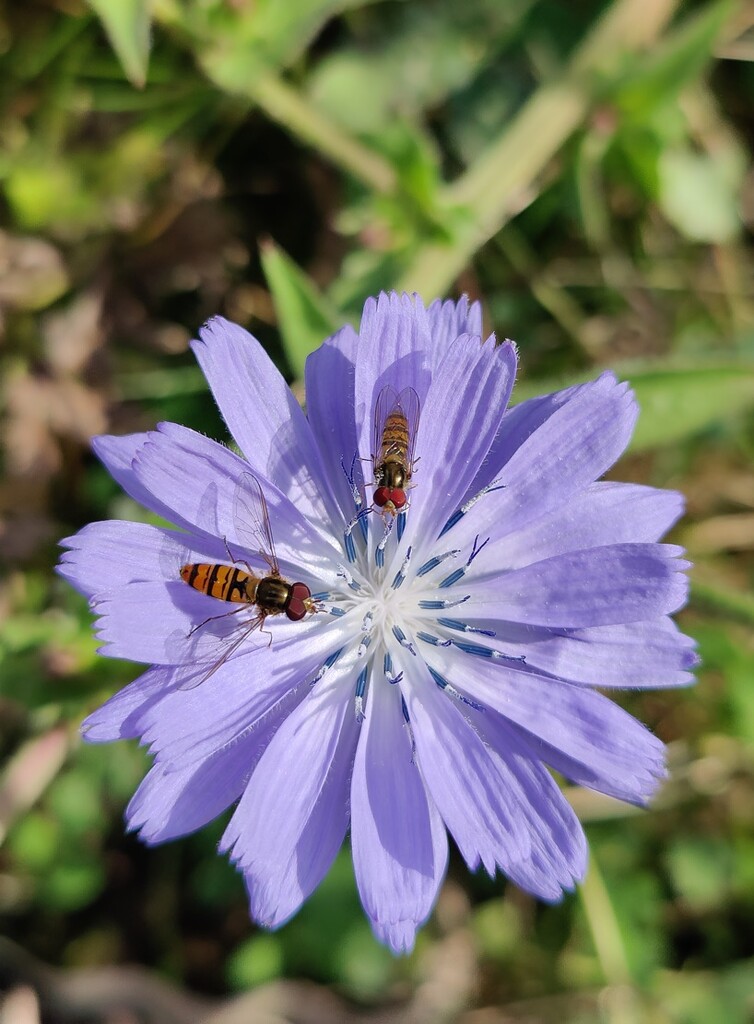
389,488,407,508
289,581,311,602
286,598,307,621
286,582,311,621
374,486,391,507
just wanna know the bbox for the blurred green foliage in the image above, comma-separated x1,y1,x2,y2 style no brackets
1,0,754,1020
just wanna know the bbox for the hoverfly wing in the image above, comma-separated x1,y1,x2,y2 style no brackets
395,386,421,468
233,472,280,575
373,384,400,462
171,609,266,690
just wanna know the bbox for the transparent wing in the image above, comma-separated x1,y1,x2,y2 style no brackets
373,385,400,463
395,386,421,468
233,473,279,575
169,609,266,690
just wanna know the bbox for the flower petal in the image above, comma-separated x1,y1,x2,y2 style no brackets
305,325,365,523
403,334,517,554
447,373,638,549
402,661,530,876
462,543,690,627
126,724,268,844
426,296,483,363
465,617,698,689
192,317,330,521
482,482,685,570
130,422,339,577
429,652,667,804
221,681,358,929
81,665,179,742
134,619,352,768
351,671,448,954
58,520,226,601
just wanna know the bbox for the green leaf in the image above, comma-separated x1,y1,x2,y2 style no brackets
260,240,342,379
629,364,754,450
614,0,737,117
513,360,754,452
87,0,152,87
659,147,744,243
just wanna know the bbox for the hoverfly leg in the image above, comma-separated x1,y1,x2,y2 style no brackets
187,604,247,638
221,534,253,573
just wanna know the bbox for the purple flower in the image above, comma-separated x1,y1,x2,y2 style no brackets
58,293,696,954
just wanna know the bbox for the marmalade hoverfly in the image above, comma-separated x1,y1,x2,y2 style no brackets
372,385,421,516
178,473,316,685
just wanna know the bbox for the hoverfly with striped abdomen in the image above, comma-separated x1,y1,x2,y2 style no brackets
372,385,421,517
177,473,317,686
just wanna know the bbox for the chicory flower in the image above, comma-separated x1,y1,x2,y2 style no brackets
58,293,696,953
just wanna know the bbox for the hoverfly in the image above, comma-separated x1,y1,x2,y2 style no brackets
177,473,316,685
372,385,421,517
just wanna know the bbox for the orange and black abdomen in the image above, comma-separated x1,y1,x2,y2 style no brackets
379,411,410,467
180,563,255,603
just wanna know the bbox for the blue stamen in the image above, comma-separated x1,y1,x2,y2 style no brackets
328,606,346,618
383,651,392,676
375,544,385,569
438,568,465,589
416,549,460,577
357,634,373,657
448,637,526,663
337,564,361,592
416,631,452,647
401,696,410,723
344,530,356,564
355,667,367,697
397,510,406,541
391,546,412,589
419,595,470,610
439,534,490,587
436,617,495,637
439,480,506,537
310,591,331,602
392,624,416,656
428,667,484,711
354,666,368,722
309,647,343,687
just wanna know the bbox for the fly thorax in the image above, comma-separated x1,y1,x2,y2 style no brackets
255,576,289,613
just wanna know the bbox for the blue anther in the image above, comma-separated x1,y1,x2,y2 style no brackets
439,508,464,538
436,617,496,637
359,511,369,543
375,544,385,569
418,595,470,610
416,548,460,577
416,631,452,647
428,667,483,711
401,696,410,723
344,530,356,563
355,667,368,698
391,546,412,589
450,639,495,658
325,648,343,668
438,567,465,589
397,511,406,541
310,591,331,603
439,481,506,537
329,606,346,618
383,651,392,675
392,625,417,656
309,647,343,687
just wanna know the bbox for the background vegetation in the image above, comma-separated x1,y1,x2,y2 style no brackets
1,0,754,1020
